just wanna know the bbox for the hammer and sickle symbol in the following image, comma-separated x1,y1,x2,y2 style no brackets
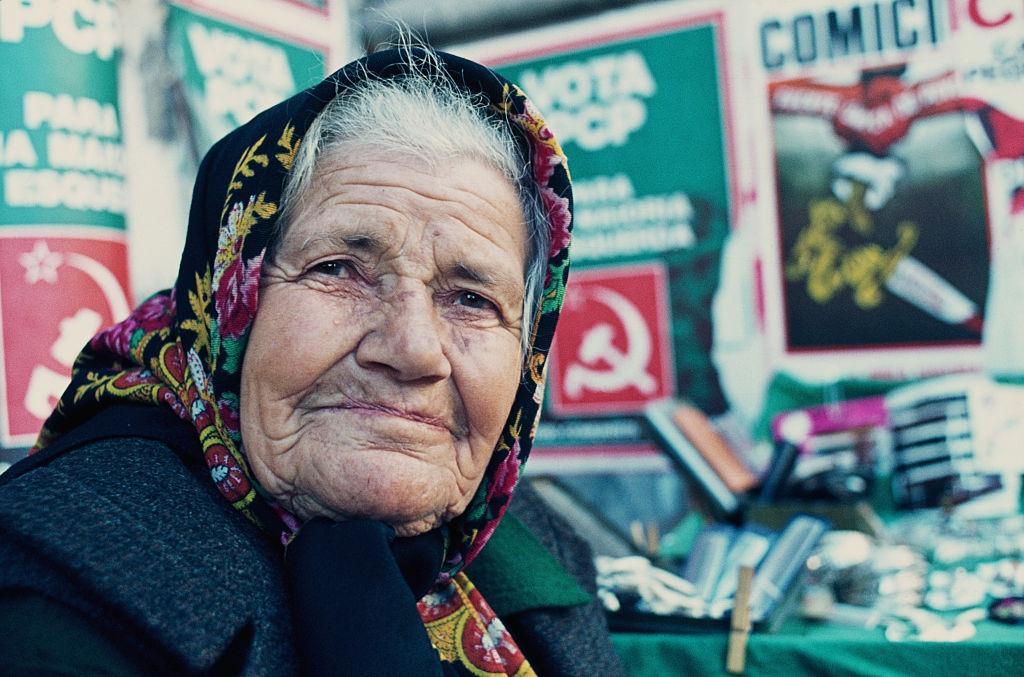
564,286,657,398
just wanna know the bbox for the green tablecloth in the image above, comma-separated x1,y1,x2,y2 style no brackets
613,618,1024,676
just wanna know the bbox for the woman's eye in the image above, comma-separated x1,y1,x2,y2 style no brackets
456,291,496,311
309,260,352,277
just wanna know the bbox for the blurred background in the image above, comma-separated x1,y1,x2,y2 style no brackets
2,0,1023,560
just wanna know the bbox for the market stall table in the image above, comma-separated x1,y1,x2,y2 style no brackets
612,616,1024,676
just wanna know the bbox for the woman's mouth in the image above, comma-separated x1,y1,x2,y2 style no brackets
329,400,454,434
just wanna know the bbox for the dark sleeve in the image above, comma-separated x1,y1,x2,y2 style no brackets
284,518,451,677
0,590,149,676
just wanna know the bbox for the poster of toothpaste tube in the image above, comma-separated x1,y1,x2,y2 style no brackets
749,0,990,380
454,2,747,467
948,0,1024,377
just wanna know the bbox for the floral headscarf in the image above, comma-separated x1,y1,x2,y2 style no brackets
33,49,572,674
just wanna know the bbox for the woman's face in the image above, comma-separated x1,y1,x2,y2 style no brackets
240,146,527,537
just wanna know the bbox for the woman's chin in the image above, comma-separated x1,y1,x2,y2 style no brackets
288,465,465,534
255,443,483,537
290,497,447,537
391,515,446,538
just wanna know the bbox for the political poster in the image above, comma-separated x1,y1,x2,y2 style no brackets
456,2,746,466
549,262,677,417
748,0,991,381
0,0,124,229
0,232,132,447
117,0,347,304
948,0,1024,377
165,1,329,155
0,0,133,448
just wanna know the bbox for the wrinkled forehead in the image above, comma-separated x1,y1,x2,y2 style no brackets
275,147,529,279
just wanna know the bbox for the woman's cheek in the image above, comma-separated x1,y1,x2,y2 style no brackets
460,332,521,431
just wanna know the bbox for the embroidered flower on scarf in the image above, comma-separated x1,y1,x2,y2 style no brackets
213,198,265,342
464,441,521,565
110,369,157,390
211,195,266,344
463,602,519,673
421,588,456,608
157,343,187,389
542,187,572,260
480,618,515,653
160,388,190,421
512,101,571,261
270,502,301,545
90,293,174,358
187,347,208,394
185,387,215,431
487,441,520,505
417,582,461,622
205,444,250,503
217,393,241,439
215,252,263,341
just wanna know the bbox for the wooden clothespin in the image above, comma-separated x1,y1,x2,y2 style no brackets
630,520,645,553
726,565,754,674
629,521,662,559
645,521,660,559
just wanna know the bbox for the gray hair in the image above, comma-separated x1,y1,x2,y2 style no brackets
272,60,550,356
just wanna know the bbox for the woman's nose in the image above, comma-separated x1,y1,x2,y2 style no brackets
354,286,451,382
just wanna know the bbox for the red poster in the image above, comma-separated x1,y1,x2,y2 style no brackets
548,262,675,416
0,231,132,446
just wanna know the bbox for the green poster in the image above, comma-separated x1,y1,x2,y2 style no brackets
0,0,125,229
492,17,736,430
166,3,327,153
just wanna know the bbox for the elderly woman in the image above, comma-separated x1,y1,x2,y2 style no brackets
0,49,623,675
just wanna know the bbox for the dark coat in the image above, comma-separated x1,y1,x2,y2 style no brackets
0,406,623,676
